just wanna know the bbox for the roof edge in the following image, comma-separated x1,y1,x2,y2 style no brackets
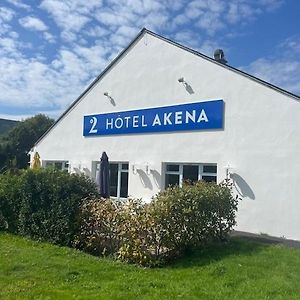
33,27,300,149
33,28,148,148
145,29,300,101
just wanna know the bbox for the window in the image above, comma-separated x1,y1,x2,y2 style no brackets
92,161,129,199
164,163,217,188
110,162,129,198
44,160,69,171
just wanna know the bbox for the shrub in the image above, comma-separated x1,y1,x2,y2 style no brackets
149,181,238,252
77,180,239,267
0,172,23,231
74,198,122,256
0,168,98,246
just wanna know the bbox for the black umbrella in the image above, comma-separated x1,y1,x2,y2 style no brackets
99,151,110,198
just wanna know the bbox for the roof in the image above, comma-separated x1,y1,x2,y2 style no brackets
33,28,300,148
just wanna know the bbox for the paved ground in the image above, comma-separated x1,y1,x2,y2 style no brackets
231,230,300,249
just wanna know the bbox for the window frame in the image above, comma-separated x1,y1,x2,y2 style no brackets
111,162,129,199
43,160,69,171
164,162,217,188
92,161,129,199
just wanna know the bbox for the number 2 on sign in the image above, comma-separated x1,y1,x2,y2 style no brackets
89,117,98,133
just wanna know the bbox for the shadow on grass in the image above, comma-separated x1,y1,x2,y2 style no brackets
169,237,271,269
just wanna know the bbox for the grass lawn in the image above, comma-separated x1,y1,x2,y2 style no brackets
0,233,300,299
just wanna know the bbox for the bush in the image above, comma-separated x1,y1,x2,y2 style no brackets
0,172,22,231
76,180,239,267
74,198,122,256
0,168,98,246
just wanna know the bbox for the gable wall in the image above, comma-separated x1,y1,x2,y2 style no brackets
34,32,300,240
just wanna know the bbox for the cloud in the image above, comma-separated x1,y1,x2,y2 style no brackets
19,16,48,31
6,0,31,10
0,0,292,121
43,31,55,43
0,6,15,21
243,36,300,95
0,113,33,121
40,0,104,41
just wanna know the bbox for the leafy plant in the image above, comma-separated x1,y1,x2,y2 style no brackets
0,168,98,246
77,181,239,267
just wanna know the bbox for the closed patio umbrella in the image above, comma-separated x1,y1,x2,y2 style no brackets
32,152,41,169
99,151,110,198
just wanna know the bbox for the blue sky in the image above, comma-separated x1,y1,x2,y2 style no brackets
0,0,299,120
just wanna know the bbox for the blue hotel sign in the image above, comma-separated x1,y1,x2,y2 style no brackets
83,99,224,136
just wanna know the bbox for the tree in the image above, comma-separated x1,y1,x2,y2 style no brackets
0,114,54,171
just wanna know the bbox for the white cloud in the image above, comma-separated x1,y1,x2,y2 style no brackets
0,0,293,121
43,31,55,43
40,0,103,35
6,0,31,11
0,113,33,121
0,6,15,21
243,36,300,95
19,16,48,31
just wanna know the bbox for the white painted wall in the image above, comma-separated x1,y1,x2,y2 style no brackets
32,32,300,240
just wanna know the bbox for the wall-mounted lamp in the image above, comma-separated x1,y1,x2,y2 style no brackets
178,77,186,84
132,163,142,175
145,162,153,175
224,163,234,180
103,92,116,106
178,77,194,94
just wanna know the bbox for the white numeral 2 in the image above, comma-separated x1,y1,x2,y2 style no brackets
89,117,98,133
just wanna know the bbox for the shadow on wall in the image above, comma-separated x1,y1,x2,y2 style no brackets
185,83,194,94
73,167,81,174
83,168,91,177
137,169,153,190
151,170,162,189
230,173,255,200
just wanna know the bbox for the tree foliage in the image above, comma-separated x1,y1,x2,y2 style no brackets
0,114,54,171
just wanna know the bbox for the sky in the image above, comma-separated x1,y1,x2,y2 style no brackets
0,0,299,120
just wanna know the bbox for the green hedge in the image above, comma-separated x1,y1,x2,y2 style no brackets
76,181,239,266
0,169,98,246
1,169,239,266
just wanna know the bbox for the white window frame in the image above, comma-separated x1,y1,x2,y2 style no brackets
111,162,129,199
43,160,69,171
164,163,217,188
92,161,129,199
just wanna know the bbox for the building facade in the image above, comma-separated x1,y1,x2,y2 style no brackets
31,29,300,240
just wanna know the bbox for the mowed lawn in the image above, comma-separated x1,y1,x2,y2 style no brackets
1,233,300,300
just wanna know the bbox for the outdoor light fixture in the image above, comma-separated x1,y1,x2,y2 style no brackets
224,163,234,179
178,77,186,84
132,163,142,174
178,77,195,94
145,163,152,175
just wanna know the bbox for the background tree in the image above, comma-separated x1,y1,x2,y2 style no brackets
0,114,54,171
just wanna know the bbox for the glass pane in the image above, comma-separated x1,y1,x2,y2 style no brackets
203,165,217,173
166,164,179,172
183,165,199,182
54,162,62,170
120,172,128,198
202,175,217,183
109,164,118,197
45,162,52,168
165,174,179,188
121,163,128,170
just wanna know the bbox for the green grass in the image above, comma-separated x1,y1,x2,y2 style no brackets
1,233,300,299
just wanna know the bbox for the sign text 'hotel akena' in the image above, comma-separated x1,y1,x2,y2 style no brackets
83,99,224,136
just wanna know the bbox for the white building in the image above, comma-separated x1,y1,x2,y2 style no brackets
31,28,300,240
